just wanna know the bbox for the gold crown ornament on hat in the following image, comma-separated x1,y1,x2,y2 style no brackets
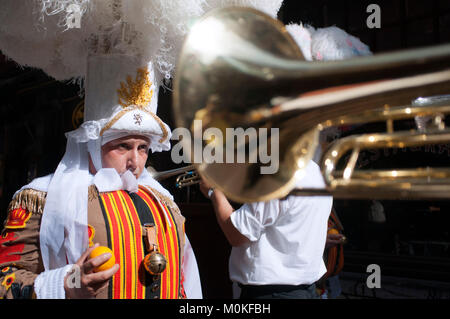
117,67,154,109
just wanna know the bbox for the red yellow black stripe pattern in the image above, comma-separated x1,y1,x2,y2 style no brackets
136,186,182,299
98,186,183,299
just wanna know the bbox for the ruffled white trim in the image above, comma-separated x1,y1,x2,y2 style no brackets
34,264,74,299
66,121,104,143
66,113,172,153
93,168,138,193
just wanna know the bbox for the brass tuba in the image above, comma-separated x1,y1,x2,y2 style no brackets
172,7,450,203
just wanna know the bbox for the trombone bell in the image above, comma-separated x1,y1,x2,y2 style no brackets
173,7,450,203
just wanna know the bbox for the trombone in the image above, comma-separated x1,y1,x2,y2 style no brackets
172,7,450,203
148,165,200,188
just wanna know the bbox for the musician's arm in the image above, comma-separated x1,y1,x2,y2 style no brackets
199,181,249,247
208,189,250,247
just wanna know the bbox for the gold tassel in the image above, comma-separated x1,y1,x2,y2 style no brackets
7,189,47,215
88,185,99,202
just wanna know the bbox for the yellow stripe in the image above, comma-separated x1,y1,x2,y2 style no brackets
138,187,183,298
125,193,146,299
169,206,181,298
161,204,179,298
147,197,171,299
108,193,126,299
160,205,179,298
125,194,142,299
117,192,135,298
118,191,138,299
155,200,180,298
100,195,118,298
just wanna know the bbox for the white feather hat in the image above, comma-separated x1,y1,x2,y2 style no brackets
286,23,372,62
0,0,284,151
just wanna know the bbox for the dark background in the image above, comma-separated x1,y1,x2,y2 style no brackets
1,0,450,298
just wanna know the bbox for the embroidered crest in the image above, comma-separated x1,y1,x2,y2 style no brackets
5,208,32,229
133,113,143,125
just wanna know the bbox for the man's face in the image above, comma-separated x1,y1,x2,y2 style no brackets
101,135,150,179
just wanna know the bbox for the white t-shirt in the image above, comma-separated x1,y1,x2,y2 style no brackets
229,161,333,286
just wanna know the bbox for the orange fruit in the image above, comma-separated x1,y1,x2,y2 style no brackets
89,246,115,273
328,228,347,243
328,228,339,235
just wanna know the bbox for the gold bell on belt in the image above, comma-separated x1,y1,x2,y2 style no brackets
143,250,167,275
143,223,167,275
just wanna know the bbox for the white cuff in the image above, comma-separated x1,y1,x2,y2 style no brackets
34,265,74,299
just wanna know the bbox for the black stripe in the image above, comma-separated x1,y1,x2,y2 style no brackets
128,191,161,299
129,192,155,225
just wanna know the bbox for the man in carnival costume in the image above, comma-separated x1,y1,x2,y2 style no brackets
0,0,286,299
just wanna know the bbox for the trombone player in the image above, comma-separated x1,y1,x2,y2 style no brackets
197,23,372,299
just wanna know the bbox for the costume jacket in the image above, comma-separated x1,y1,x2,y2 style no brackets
0,182,188,299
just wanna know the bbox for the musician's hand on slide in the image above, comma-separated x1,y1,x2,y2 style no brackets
326,233,344,248
199,177,213,199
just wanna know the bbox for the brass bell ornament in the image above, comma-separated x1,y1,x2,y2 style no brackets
143,249,167,275
143,223,167,275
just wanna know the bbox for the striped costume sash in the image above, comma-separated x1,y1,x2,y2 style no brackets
98,186,184,299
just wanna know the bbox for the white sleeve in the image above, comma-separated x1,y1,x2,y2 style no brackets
34,264,73,299
182,235,203,299
230,200,281,242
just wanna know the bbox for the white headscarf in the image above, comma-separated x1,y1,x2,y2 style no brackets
39,126,174,269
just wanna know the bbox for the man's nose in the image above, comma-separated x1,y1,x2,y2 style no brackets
126,149,139,170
